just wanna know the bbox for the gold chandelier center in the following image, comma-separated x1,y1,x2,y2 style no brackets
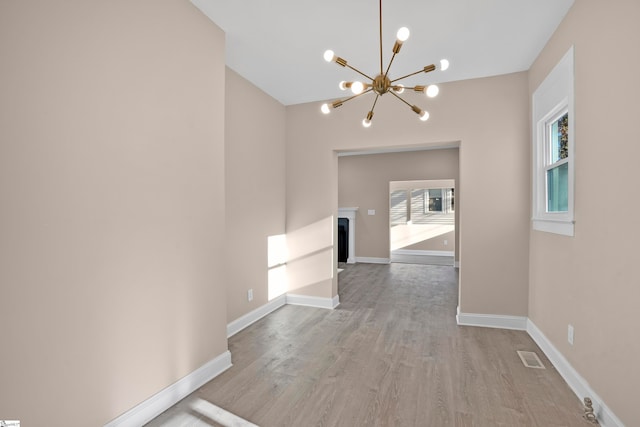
372,74,391,95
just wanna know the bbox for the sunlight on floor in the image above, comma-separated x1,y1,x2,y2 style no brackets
390,220,454,251
150,398,259,427
189,398,259,427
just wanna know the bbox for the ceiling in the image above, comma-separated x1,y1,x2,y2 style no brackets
191,0,574,106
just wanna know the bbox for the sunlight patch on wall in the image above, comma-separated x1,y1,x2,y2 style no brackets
286,216,334,262
286,248,334,292
285,216,335,293
268,234,288,267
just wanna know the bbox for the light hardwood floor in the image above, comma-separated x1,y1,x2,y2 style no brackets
147,263,592,426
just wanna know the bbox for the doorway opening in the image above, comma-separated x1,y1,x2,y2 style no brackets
390,179,455,266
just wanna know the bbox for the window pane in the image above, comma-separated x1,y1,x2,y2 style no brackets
547,162,569,212
427,189,443,212
550,112,569,164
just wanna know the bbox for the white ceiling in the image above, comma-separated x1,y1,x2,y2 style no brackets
191,0,574,106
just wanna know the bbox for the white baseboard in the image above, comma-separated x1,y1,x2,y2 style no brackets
227,294,287,338
286,293,340,309
104,350,232,427
455,310,624,426
391,249,454,257
355,257,390,264
526,320,623,427
456,307,527,330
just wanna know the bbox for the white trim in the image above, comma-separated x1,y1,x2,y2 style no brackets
336,141,460,157
456,307,527,331
527,320,624,427
286,293,340,309
532,219,575,236
454,261,460,268
104,351,232,427
227,294,287,338
355,257,390,264
532,46,575,236
391,249,454,257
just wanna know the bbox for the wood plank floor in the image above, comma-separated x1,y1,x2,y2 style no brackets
147,263,592,426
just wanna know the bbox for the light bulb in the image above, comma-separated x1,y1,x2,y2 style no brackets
324,50,335,62
425,85,439,98
351,81,364,95
362,118,372,128
339,81,349,91
393,84,405,94
396,27,410,42
321,103,331,114
419,110,430,121
440,59,450,71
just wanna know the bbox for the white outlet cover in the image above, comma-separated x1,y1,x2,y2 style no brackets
368,209,375,215
568,324,574,345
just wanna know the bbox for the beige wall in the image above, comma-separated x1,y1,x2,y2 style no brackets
225,68,286,323
0,2,227,425
286,71,530,316
528,1,640,425
338,149,459,259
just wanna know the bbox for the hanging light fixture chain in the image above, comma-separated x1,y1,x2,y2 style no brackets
379,0,383,75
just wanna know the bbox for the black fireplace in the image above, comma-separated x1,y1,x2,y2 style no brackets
337,218,349,263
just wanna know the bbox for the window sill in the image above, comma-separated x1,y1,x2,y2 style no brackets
532,218,574,236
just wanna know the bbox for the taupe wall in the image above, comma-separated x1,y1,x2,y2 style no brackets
528,1,640,424
338,149,459,260
0,2,227,425
225,68,286,323
286,71,530,316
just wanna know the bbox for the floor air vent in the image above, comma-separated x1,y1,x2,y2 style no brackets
517,350,545,369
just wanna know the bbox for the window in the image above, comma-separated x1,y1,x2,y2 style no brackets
546,111,569,212
390,187,454,225
425,189,443,212
532,47,575,236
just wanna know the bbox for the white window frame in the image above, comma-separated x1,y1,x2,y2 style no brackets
532,46,575,236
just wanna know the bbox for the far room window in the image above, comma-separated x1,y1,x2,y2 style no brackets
532,46,575,236
546,111,569,212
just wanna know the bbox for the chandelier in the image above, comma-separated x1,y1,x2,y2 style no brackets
321,0,449,127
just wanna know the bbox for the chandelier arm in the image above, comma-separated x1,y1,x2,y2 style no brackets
383,52,397,79
388,90,414,109
344,63,375,81
338,88,374,106
370,94,380,113
390,65,436,84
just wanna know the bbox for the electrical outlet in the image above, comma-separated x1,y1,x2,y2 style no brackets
368,209,376,215
444,240,448,245
247,289,253,302
568,324,574,345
